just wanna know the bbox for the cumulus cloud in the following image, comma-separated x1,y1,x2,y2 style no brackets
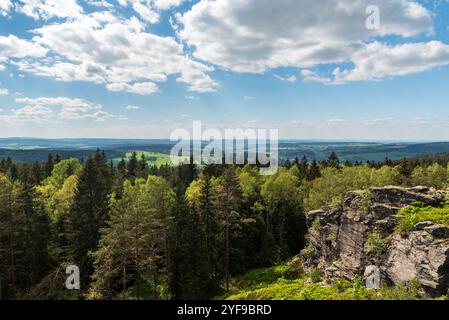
15,96,123,121
0,88,8,96
0,0,11,16
13,105,53,121
178,0,447,83
86,0,113,8
117,0,186,24
9,12,217,93
15,0,84,20
126,105,141,110
274,74,297,83
0,35,48,60
331,41,449,83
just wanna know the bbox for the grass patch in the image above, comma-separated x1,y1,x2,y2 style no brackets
396,204,449,233
221,265,435,301
224,270,428,300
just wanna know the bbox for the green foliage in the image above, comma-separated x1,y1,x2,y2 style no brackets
311,218,322,231
397,204,449,233
303,165,401,211
35,158,81,222
360,190,374,215
364,232,386,255
377,279,422,300
411,163,447,189
224,267,426,301
308,267,322,283
7,147,449,301
326,233,337,242
302,246,316,258
284,257,304,280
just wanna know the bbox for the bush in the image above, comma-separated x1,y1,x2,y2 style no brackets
311,218,322,231
308,268,322,284
361,190,374,215
364,232,386,255
284,256,304,280
397,204,449,233
302,246,316,259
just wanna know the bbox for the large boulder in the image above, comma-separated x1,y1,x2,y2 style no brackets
302,186,449,297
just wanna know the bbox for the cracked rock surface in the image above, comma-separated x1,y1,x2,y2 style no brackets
302,186,449,297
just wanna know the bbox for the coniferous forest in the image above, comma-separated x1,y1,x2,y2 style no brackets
2,149,449,300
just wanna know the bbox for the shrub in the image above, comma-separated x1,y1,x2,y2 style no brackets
308,268,322,284
361,190,374,215
302,246,316,258
284,256,304,280
327,233,337,242
311,218,322,231
364,232,386,255
397,204,449,233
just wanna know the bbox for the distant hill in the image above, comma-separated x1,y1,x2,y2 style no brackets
1,138,449,163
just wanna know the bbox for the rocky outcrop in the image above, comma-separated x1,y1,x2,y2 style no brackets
302,186,449,297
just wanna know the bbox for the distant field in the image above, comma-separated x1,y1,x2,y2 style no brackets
1,138,449,163
113,151,189,167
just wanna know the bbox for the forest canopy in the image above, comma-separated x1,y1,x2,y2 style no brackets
1,150,449,300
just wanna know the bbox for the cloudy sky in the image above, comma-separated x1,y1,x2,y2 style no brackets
1,0,449,140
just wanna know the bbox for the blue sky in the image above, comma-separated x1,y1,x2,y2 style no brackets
1,0,449,140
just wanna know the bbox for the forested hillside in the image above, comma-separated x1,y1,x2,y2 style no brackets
1,151,449,300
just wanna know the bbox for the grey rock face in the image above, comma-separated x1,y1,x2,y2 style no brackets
302,186,449,297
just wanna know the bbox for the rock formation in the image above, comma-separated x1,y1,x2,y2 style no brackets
301,186,449,297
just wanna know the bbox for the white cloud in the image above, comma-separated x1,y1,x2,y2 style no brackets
331,41,449,83
185,95,199,100
86,0,113,8
0,35,48,60
327,118,346,123
106,82,158,95
13,105,53,122
126,105,141,110
274,74,297,83
15,96,122,121
15,0,84,20
131,1,160,24
301,69,332,84
0,0,11,16
11,12,217,94
117,0,186,23
0,88,8,96
243,96,253,100
178,0,444,83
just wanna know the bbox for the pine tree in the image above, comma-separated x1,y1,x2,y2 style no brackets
89,176,174,299
44,154,54,178
297,156,309,180
126,152,138,180
66,150,112,287
168,178,210,299
215,167,243,291
308,160,321,180
327,152,340,169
